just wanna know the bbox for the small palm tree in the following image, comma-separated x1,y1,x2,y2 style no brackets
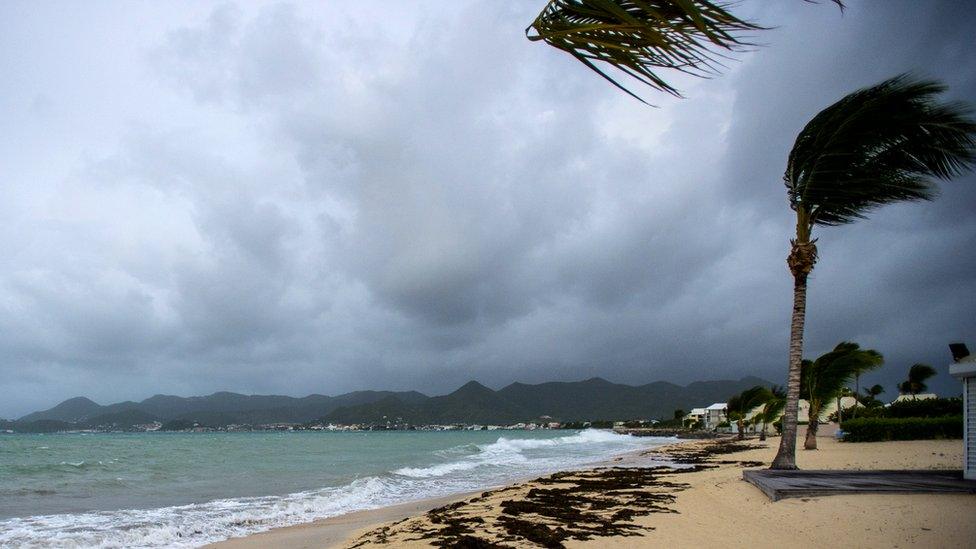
899,363,937,397
727,385,773,440
770,76,976,469
800,342,883,450
726,394,746,439
756,385,786,442
849,353,883,418
861,384,885,407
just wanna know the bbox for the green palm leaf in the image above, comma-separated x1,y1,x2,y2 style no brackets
526,0,763,102
527,1,844,103
786,74,976,228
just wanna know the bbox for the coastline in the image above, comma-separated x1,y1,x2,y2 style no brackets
217,435,974,548
208,435,677,548
203,492,480,549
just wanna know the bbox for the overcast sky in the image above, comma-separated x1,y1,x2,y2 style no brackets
2,1,974,417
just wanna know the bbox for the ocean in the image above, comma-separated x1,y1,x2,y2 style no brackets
0,429,673,547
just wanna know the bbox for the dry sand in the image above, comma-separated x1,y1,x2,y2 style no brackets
212,436,974,549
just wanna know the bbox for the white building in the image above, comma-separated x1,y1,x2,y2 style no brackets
949,344,975,480
890,393,938,404
704,403,727,430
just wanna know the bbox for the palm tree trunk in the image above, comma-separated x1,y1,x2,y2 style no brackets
771,234,816,470
804,400,819,450
759,418,767,441
771,273,807,469
737,418,744,440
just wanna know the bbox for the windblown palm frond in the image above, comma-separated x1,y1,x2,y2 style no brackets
726,393,744,419
900,363,936,394
526,0,763,102
786,74,976,228
762,385,787,419
802,342,883,419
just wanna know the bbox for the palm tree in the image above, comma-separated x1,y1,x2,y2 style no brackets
861,384,885,407
898,363,937,398
849,352,883,418
800,342,882,450
770,76,976,469
756,385,786,441
726,394,747,439
727,385,773,440
526,1,844,103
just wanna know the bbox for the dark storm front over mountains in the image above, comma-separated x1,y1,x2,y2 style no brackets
1,2,974,417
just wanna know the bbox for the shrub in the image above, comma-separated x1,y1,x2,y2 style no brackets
829,397,962,422
885,397,962,418
841,416,962,442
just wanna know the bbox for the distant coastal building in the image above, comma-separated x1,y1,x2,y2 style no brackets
889,393,938,404
704,403,727,430
949,343,975,480
684,408,706,427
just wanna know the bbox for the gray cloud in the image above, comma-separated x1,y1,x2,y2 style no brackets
1,1,974,417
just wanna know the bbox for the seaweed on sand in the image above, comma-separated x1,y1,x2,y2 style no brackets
349,439,765,548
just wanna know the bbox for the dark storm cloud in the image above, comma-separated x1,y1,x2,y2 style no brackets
1,1,974,417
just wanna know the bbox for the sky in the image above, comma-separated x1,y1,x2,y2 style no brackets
1,1,974,418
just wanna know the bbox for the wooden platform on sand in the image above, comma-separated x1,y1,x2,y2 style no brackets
743,469,976,501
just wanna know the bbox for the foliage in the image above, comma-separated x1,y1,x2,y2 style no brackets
13,419,73,433
785,75,976,230
860,384,885,407
801,342,883,422
829,397,962,422
526,0,762,102
899,363,937,395
726,385,774,438
527,1,845,102
841,416,962,442
159,419,198,431
886,397,962,418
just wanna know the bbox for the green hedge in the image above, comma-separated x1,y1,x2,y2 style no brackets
885,397,962,418
841,416,962,442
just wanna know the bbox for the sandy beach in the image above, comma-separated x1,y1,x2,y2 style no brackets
211,435,974,548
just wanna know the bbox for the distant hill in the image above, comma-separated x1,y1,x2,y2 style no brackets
323,376,771,425
17,389,430,429
86,409,161,428
19,396,104,423
13,376,773,431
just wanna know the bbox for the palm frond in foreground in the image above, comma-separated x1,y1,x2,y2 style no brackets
526,0,762,102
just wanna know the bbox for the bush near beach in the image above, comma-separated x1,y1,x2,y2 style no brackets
841,416,963,442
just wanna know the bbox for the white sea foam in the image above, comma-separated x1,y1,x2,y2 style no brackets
0,476,410,549
394,429,650,479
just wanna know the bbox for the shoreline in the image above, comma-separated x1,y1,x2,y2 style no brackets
208,435,679,548
218,436,974,548
203,491,481,549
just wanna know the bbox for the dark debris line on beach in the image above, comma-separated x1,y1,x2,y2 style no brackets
349,440,764,549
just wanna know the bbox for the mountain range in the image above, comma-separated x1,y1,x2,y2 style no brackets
6,376,772,431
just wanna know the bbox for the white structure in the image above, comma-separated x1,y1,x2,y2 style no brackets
684,408,706,427
889,393,938,404
949,347,976,480
704,403,727,430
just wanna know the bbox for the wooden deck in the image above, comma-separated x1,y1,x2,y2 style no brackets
743,469,976,501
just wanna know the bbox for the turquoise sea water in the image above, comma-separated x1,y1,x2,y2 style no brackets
0,430,672,547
